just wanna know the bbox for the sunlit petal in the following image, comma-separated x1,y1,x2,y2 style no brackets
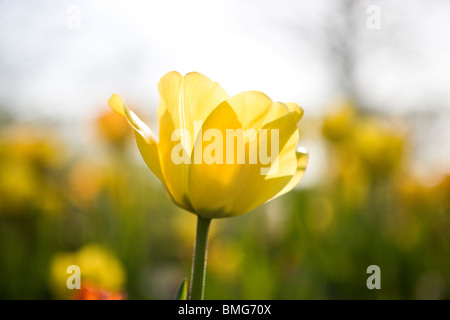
285,102,304,124
268,147,308,201
228,91,273,129
108,94,163,181
188,101,243,218
157,71,229,154
158,108,195,212
228,103,300,216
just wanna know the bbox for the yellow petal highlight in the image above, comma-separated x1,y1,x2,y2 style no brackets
135,133,163,181
188,101,243,218
108,94,163,181
155,72,193,209
229,91,273,129
269,147,309,201
157,71,229,154
108,93,126,117
231,174,293,217
157,71,183,127
285,102,304,124
227,103,300,217
157,108,195,212
260,109,299,177
156,72,229,213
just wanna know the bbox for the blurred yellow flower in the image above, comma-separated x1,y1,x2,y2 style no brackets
334,149,370,208
49,244,126,299
96,108,131,147
322,100,356,143
0,159,38,211
0,127,65,215
397,176,432,209
322,102,406,179
109,71,308,219
353,120,405,176
5,125,64,169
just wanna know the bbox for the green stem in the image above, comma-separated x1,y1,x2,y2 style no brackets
188,215,212,300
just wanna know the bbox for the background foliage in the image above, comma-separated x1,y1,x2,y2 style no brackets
0,101,448,299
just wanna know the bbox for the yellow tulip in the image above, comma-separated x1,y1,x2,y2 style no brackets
322,100,356,143
109,71,308,300
109,71,308,219
353,119,405,176
96,108,131,147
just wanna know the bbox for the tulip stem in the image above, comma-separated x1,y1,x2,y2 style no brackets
188,215,212,300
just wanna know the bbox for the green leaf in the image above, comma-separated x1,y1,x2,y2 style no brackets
173,278,188,300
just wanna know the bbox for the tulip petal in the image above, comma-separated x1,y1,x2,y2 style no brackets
229,91,273,129
158,109,195,212
261,101,291,125
108,94,163,181
268,147,308,201
156,72,229,213
109,93,126,117
285,102,304,124
188,101,243,218
157,71,182,127
135,134,163,181
228,104,300,216
157,71,229,154
231,174,293,217
259,103,299,177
